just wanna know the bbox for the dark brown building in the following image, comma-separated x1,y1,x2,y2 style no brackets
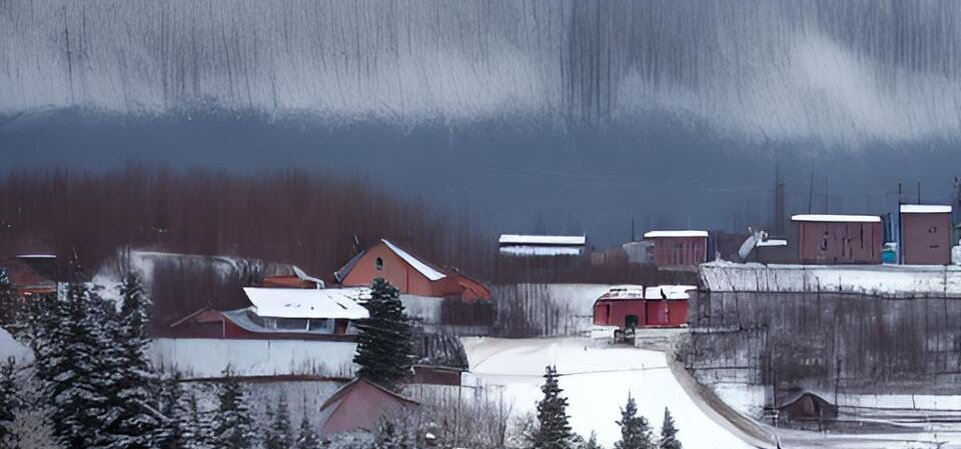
643,230,709,268
900,204,952,265
792,214,882,264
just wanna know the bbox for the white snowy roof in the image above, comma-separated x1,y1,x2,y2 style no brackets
498,234,586,246
644,285,697,300
756,239,788,247
643,230,708,238
243,287,370,320
900,204,952,214
791,214,880,223
499,246,584,256
381,239,446,281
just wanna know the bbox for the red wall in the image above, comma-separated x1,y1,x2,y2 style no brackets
340,243,436,296
901,212,951,265
593,299,690,328
797,221,882,264
651,237,708,267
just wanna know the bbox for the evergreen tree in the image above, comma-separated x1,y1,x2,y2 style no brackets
353,278,414,390
102,273,163,449
0,357,19,449
264,394,293,449
181,392,214,449
581,431,601,449
44,282,112,449
214,369,256,449
0,268,16,326
532,366,575,449
295,399,320,449
262,401,277,449
374,417,416,449
155,374,184,449
614,394,653,449
657,408,680,449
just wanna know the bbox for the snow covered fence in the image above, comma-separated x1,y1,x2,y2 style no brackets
149,338,357,379
700,261,961,297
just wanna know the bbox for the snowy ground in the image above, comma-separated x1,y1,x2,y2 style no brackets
461,337,757,449
0,326,32,364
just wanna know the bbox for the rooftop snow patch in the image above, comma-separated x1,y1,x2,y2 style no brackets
498,234,586,246
643,230,708,238
243,287,370,320
790,214,880,223
900,204,952,214
756,239,788,247
381,239,446,281
499,246,584,256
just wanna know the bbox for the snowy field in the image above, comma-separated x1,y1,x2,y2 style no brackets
701,261,961,297
461,337,755,449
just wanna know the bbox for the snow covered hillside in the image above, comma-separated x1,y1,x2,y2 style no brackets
701,261,961,297
461,337,756,449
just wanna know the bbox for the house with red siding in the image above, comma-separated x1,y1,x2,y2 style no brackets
792,214,882,264
592,285,694,332
643,230,709,268
168,287,369,340
334,239,490,302
900,205,952,265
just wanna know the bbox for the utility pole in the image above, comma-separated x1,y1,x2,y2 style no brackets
917,181,921,204
808,170,815,214
825,178,829,214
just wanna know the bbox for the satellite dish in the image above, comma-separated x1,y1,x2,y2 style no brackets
737,228,768,262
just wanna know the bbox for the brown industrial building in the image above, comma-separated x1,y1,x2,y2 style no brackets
643,230,709,268
792,214,882,264
900,204,952,265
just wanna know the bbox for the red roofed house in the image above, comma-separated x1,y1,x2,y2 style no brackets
1,255,57,298
334,239,490,302
319,378,419,435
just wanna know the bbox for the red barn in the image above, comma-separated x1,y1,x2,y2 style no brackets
643,230,709,268
792,214,882,264
334,239,490,301
900,205,952,265
592,285,692,329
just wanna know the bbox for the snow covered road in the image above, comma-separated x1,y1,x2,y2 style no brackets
461,337,758,449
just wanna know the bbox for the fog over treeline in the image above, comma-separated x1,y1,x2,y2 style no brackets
3,1,961,243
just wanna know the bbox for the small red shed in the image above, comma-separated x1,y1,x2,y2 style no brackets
643,230,709,268
318,378,419,435
592,285,692,329
900,205,952,265
792,214,882,264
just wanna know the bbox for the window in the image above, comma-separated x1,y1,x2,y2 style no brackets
375,257,383,271
929,226,938,233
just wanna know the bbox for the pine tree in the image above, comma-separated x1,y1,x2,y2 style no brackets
99,273,164,449
262,401,277,449
44,282,112,449
295,399,320,449
353,278,414,390
657,408,680,449
264,394,293,449
0,356,19,449
214,369,256,449
614,394,653,449
374,417,416,449
581,431,601,449
181,392,214,449
155,374,184,449
0,267,16,326
532,366,575,449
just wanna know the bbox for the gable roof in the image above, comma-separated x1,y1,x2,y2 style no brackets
243,287,370,320
319,377,419,434
334,239,447,283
